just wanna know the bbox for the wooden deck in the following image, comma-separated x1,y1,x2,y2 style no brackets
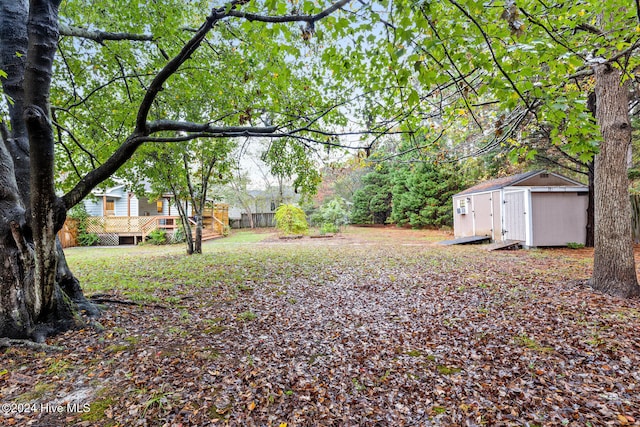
74,204,229,246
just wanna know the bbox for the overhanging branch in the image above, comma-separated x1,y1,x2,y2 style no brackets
58,23,153,42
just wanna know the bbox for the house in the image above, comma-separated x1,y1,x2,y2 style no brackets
452,170,589,247
229,186,301,228
84,184,186,218
78,184,227,246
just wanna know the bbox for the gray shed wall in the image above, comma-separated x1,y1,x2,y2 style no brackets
531,192,588,246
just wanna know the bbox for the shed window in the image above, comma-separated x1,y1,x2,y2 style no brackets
156,200,163,214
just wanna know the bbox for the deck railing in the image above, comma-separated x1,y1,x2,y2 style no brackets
85,216,180,236
66,203,229,247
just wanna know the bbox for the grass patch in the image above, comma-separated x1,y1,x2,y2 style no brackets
16,382,56,402
513,333,554,353
237,310,257,321
436,365,462,375
81,388,117,424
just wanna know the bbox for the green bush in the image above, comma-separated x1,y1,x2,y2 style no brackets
320,223,339,235
275,204,308,235
147,229,168,245
68,204,100,246
77,231,100,246
567,242,585,249
172,225,186,243
311,198,350,233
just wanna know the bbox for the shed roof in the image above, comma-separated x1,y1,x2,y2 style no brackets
455,170,585,196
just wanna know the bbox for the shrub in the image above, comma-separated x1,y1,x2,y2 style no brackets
275,204,308,235
77,232,100,246
68,204,100,246
172,225,186,243
147,229,168,245
320,223,339,235
567,242,585,249
311,198,350,234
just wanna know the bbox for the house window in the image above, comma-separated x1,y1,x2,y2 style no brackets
156,200,163,214
105,199,115,216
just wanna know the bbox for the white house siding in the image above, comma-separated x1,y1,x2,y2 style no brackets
129,195,139,216
531,192,588,246
83,199,103,216
113,196,128,216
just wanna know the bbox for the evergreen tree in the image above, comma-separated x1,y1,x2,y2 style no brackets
350,165,393,224
390,162,466,228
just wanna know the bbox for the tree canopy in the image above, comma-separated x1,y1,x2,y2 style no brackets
1,0,639,341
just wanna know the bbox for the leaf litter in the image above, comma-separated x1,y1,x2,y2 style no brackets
1,228,639,426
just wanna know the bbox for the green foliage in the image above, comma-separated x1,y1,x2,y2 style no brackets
275,204,309,235
172,226,186,244
567,242,585,249
390,162,467,228
147,229,168,245
68,204,100,246
310,197,350,233
261,138,322,200
350,164,393,224
77,231,100,247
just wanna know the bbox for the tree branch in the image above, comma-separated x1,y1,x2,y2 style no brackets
225,0,350,24
58,23,154,42
147,120,277,134
62,0,355,209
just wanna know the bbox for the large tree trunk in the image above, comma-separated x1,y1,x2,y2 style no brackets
591,64,640,298
0,0,92,340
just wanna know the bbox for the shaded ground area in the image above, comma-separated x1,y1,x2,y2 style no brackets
1,227,639,426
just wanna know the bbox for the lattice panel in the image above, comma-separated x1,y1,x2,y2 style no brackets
98,233,119,246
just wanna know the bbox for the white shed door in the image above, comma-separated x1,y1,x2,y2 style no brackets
503,191,526,241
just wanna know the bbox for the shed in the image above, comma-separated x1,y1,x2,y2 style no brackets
452,170,589,247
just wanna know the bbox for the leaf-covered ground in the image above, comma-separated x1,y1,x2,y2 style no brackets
2,227,639,426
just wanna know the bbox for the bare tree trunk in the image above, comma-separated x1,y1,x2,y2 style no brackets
194,214,203,254
591,64,640,298
173,196,194,255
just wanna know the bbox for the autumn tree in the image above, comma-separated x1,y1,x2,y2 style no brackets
0,0,371,340
357,0,640,297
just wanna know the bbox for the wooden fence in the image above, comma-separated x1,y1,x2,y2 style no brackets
58,219,78,248
230,212,276,229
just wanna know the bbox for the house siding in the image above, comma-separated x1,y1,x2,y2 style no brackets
531,192,587,246
84,199,102,217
